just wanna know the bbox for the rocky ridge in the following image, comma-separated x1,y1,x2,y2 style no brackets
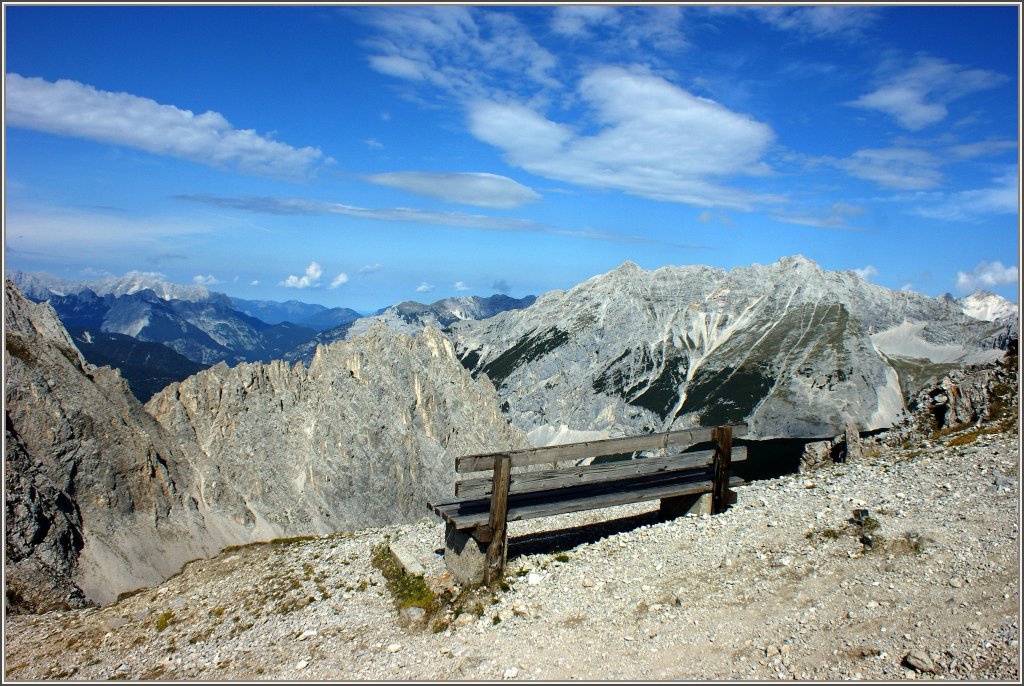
4,355,1018,681
451,256,1011,440
145,323,526,534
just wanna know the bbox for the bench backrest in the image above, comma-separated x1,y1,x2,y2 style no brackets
455,423,747,498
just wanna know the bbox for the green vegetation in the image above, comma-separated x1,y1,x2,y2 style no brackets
370,540,437,613
679,363,775,426
155,611,174,632
480,327,570,386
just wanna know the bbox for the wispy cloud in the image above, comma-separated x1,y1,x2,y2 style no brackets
280,261,323,289
5,73,328,179
174,194,703,248
550,5,687,52
956,260,1018,292
415,281,435,293
358,263,383,275
362,6,559,102
847,55,1008,130
836,147,943,190
750,6,879,40
453,281,470,291
852,265,879,281
192,274,220,286
912,168,1018,221
365,171,541,208
330,272,349,289
773,201,868,230
468,66,780,210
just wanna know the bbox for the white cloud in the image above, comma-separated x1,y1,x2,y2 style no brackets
747,5,878,39
913,168,1019,221
363,6,559,101
250,280,260,286
847,55,1008,131
900,283,916,293
956,261,1019,293
468,66,779,210
358,263,383,275
364,138,384,149
192,274,220,286
330,273,349,289
5,73,327,178
176,194,697,247
415,281,435,293
453,281,470,291
551,6,619,37
773,201,868,229
280,261,323,289
852,265,878,281
836,147,942,190
365,171,541,208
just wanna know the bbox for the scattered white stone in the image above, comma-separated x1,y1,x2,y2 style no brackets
295,660,309,670
527,572,543,585
503,667,519,679
387,644,402,653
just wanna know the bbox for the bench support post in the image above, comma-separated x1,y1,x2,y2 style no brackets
711,425,733,515
483,453,512,585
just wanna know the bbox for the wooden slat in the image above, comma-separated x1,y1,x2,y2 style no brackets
455,446,748,498
432,479,745,532
456,423,748,473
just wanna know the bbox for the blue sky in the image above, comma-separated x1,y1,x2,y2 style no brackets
3,3,1020,311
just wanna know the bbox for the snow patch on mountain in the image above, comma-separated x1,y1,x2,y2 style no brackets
959,291,1018,322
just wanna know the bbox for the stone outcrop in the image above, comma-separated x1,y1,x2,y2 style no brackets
146,324,527,534
4,280,218,609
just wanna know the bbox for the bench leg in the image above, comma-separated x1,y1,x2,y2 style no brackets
659,492,712,520
443,523,487,585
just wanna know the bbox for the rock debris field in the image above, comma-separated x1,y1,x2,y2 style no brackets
4,429,1020,682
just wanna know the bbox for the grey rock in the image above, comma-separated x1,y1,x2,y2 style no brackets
443,524,488,585
903,649,940,674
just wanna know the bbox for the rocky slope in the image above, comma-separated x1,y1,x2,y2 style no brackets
4,280,221,611
451,256,1011,441
4,355,1017,681
286,294,536,364
4,280,527,611
145,323,526,534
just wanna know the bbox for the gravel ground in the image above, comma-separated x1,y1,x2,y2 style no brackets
4,426,1020,682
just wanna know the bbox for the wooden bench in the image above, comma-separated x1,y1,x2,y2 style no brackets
428,424,747,584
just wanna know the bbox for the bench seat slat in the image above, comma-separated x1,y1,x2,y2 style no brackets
455,446,747,498
432,471,744,530
456,423,748,473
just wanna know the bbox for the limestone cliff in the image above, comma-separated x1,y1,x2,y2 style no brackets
4,280,219,609
146,324,527,533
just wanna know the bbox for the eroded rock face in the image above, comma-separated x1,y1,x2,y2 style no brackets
4,280,218,609
146,324,527,533
452,257,1010,440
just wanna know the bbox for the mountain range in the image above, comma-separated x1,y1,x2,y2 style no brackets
449,257,1015,442
9,271,535,401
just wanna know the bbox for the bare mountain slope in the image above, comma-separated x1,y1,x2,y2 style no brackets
451,256,1010,440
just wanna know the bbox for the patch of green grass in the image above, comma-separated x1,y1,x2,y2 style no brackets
155,611,174,632
209,606,225,618
370,540,436,611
